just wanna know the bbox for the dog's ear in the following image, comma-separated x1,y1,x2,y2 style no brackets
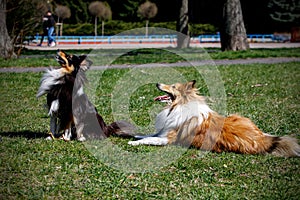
187,80,196,89
78,55,87,63
79,55,93,71
57,49,68,57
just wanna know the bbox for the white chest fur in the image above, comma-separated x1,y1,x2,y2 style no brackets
155,101,212,136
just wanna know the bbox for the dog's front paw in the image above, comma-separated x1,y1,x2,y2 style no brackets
77,136,86,142
45,132,56,140
128,141,140,146
45,136,54,140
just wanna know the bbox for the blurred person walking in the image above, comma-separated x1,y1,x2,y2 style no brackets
38,10,56,47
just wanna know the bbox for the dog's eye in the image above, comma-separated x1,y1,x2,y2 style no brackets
172,85,176,89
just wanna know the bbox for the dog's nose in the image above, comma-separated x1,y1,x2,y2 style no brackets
156,83,160,88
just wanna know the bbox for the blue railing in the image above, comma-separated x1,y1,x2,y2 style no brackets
34,34,177,44
30,34,287,45
197,34,276,43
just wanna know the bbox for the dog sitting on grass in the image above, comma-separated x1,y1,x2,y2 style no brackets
37,50,135,141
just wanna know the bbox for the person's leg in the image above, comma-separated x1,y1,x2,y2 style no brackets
37,35,44,46
38,30,47,46
44,29,49,46
48,27,56,46
47,27,53,44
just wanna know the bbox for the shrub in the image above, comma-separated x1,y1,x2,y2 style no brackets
61,21,217,36
189,23,217,35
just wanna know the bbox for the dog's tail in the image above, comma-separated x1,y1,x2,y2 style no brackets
107,120,136,138
265,134,300,157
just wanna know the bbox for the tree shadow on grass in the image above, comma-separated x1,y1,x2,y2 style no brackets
0,130,48,140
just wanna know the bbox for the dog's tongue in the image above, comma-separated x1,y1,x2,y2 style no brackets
154,95,170,101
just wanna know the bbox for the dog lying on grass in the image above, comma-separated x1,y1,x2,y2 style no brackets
129,80,300,157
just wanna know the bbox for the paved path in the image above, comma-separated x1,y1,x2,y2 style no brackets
25,42,300,50
1,57,300,73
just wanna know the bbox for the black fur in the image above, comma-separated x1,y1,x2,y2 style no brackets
46,74,75,137
266,136,281,153
38,50,135,140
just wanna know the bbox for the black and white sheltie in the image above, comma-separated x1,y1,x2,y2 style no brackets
37,50,135,141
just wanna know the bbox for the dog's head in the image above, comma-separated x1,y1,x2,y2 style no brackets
55,50,92,75
155,80,201,105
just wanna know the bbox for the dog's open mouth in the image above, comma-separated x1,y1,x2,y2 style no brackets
55,55,66,65
154,83,174,104
154,94,170,102
154,93,174,104
55,50,70,66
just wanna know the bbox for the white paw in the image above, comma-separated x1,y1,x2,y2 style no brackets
128,141,140,146
62,134,71,141
77,136,86,142
45,136,53,140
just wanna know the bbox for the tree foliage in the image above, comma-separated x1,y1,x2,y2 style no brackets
55,5,71,23
89,1,106,17
119,0,144,21
268,0,300,23
5,0,48,55
100,3,112,36
88,1,112,21
88,1,111,36
53,0,89,23
138,1,158,37
138,1,158,20
101,3,112,21
7,0,48,39
62,21,216,36
55,5,71,36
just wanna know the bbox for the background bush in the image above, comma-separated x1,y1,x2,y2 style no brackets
62,21,217,36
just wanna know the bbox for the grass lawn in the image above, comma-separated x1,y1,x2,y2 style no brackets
0,47,299,67
0,59,299,198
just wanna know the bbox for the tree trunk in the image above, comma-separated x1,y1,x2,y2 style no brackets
60,22,63,36
0,0,16,59
145,19,149,37
102,20,104,36
176,0,190,48
220,0,249,51
94,17,97,36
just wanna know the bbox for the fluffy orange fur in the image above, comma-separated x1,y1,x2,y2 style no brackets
188,113,274,154
162,81,300,157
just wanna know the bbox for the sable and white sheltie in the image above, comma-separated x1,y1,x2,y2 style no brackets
37,50,135,141
129,80,300,157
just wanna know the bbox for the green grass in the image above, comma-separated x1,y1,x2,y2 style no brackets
0,61,299,199
1,48,299,67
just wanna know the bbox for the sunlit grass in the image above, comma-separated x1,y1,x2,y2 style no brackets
0,61,299,199
0,48,299,67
